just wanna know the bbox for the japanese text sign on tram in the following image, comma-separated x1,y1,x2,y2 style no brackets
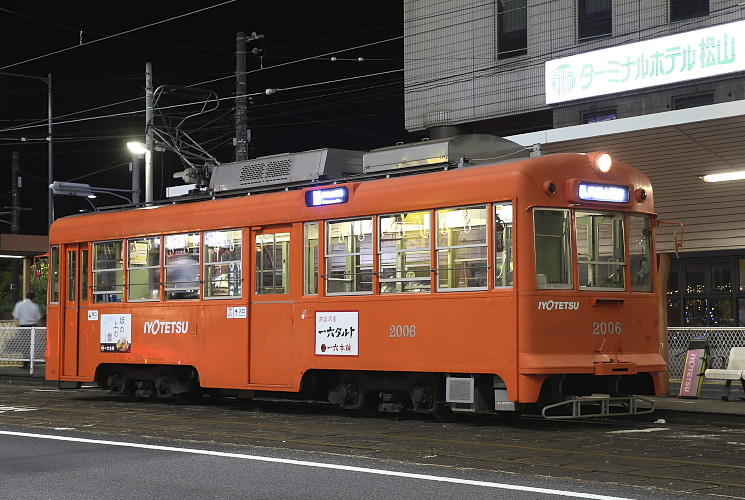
100,314,132,353
315,311,359,356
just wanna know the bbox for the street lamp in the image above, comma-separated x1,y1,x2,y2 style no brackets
127,141,151,203
126,141,146,205
0,71,53,228
50,181,136,212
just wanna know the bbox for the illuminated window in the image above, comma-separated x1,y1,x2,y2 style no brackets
93,241,124,303
204,229,242,298
67,251,76,302
497,0,527,59
534,209,573,289
164,233,201,300
50,246,60,304
670,0,708,21
379,211,432,294
582,109,616,124
578,0,612,40
128,236,161,301
256,232,290,295
304,222,319,295
326,218,373,294
576,211,625,290
494,203,514,288
667,257,740,326
436,206,488,291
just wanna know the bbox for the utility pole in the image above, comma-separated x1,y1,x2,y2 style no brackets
145,62,154,203
235,32,263,162
235,32,248,162
10,151,21,304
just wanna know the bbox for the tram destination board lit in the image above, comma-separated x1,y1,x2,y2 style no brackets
306,186,349,207
578,182,630,203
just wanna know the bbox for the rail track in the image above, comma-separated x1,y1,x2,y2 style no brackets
2,384,744,499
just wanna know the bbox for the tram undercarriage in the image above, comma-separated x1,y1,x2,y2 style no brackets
90,364,657,419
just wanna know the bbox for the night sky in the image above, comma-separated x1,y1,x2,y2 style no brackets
0,1,418,234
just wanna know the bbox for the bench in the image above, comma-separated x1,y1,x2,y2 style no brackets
704,347,745,401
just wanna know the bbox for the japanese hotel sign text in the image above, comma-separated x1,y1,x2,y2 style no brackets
545,20,745,104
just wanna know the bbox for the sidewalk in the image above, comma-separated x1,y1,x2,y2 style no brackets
0,363,54,387
0,364,743,422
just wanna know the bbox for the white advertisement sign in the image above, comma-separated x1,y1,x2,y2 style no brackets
315,311,359,356
101,314,132,353
545,20,745,104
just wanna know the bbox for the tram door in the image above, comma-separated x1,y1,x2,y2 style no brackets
61,244,89,377
249,227,294,386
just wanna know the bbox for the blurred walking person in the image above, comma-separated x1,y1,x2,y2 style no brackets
12,291,42,369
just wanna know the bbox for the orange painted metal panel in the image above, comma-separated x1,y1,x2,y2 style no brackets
45,151,662,405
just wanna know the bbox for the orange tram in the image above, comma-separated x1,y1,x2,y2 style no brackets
46,135,664,419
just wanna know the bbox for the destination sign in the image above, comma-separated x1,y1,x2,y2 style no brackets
577,182,630,203
305,186,349,207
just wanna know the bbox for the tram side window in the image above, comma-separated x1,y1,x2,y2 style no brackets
256,232,290,295
50,246,60,303
494,203,514,288
304,222,319,295
436,206,488,291
326,218,374,294
81,249,89,302
93,241,124,303
576,211,625,290
128,236,161,301
67,250,76,302
534,209,572,289
629,215,653,292
204,229,242,298
379,211,431,294
165,233,201,300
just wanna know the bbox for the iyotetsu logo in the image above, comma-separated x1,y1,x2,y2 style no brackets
143,320,191,335
538,300,580,311
551,64,576,95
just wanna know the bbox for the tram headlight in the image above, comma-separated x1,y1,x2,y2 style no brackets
597,153,612,173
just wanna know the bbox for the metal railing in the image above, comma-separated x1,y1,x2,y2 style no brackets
0,326,47,375
667,327,745,379
0,324,741,380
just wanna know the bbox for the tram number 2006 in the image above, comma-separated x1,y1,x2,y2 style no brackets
389,325,417,338
593,321,622,335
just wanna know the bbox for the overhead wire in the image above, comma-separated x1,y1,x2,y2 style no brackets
0,0,239,71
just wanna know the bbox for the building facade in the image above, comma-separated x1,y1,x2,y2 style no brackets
403,1,745,327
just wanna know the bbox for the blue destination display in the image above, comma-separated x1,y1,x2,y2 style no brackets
305,186,349,207
578,182,630,203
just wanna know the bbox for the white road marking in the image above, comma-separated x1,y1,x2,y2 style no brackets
0,407,37,413
0,430,637,499
607,428,670,434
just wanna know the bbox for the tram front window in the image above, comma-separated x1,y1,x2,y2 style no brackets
534,209,573,289
576,211,625,290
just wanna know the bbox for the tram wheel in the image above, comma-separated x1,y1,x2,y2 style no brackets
433,403,456,422
172,390,202,405
357,391,380,417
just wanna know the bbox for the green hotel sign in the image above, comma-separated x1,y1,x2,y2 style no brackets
545,20,744,104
